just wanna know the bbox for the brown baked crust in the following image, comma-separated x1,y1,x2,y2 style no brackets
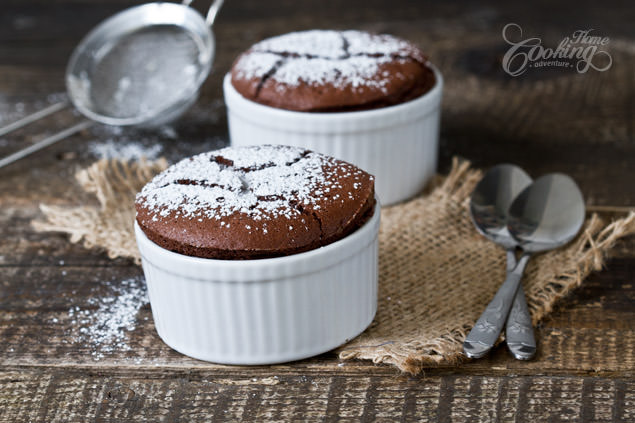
230,30,436,112
135,145,375,260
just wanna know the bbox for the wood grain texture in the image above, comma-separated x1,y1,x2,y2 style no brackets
1,0,634,420
1,369,633,422
1,257,633,375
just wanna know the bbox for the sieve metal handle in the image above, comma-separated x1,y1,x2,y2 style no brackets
0,119,93,170
182,0,225,26
0,101,69,138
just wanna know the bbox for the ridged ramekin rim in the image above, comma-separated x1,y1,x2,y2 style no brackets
135,200,380,278
223,64,443,125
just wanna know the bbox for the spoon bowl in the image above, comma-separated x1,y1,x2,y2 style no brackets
470,164,532,248
508,173,585,253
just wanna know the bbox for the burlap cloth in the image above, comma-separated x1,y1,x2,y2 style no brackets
33,158,635,374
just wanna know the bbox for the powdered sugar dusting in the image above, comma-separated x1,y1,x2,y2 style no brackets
343,30,421,58
233,30,425,91
89,139,163,161
137,145,364,221
233,52,282,81
219,144,304,169
275,56,394,90
68,276,148,360
256,30,345,59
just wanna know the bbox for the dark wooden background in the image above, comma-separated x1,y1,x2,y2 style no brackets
1,0,633,421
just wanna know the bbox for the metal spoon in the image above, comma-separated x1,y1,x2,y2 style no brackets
464,173,585,359
464,164,534,359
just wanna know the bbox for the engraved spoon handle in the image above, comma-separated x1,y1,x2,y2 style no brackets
505,283,536,360
463,254,530,358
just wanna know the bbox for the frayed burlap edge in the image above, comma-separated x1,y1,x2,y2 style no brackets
32,158,168,265
338,212,635,374
337,159,635,374
32,158,635,374
337,160,484,371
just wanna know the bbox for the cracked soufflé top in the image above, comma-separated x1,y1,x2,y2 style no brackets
230,30,436,112
135,145,375,259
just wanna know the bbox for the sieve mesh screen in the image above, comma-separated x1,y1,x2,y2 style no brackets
85,25,204,119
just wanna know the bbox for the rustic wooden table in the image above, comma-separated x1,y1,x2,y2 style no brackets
1,0,633,421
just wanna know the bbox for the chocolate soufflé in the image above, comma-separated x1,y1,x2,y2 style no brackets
135,145,375,259
230,30,436,112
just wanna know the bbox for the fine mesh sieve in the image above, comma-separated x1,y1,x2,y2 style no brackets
0,0,223,169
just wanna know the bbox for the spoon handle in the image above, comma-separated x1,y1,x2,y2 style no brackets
505,285,536,360
463,254,530,358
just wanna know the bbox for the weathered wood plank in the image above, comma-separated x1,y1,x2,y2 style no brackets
1,203,633,267
1,0,634,419
0,258,633,375
0,369,633,422
2,60,634,206
0,3,634,204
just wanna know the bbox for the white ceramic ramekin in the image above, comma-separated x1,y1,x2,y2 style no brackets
224,67,443,205
135,201,380,365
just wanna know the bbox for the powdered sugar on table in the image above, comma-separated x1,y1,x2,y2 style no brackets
88,138,163,161
67,276,148,360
